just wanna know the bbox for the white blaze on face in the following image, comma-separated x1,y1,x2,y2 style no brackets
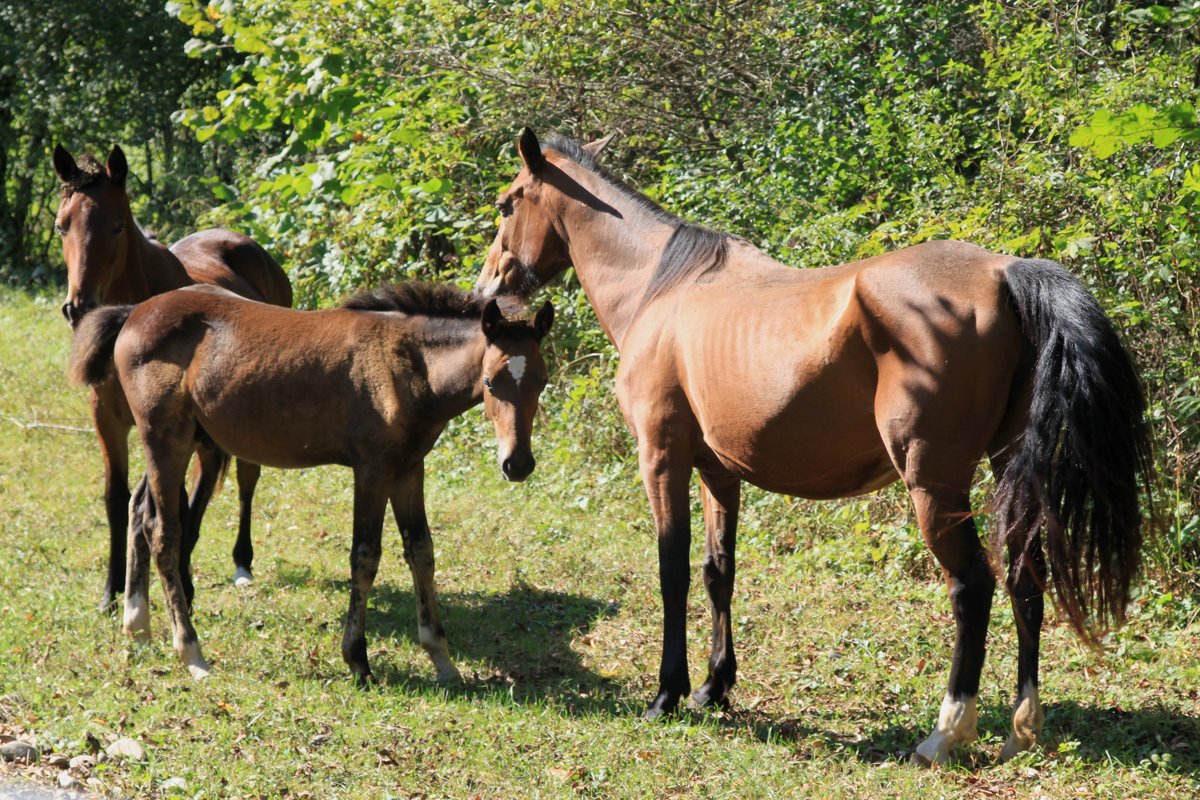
506,355,527,385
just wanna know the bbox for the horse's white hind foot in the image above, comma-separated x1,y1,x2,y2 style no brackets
419,625,461,683
122,592,151,641
233,566,253,587
999,682,1043,762
179,639,211,679
912,693,978,767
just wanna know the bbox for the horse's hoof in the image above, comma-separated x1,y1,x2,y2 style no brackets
352,671,374,690
689,683,731,711
644,691,680,720
187,662,211,680
233,567,253,588
98,592,119,615
435,664,463,684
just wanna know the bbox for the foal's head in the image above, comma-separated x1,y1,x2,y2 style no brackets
475,129,612,299
480,299,554,481
52,145,133,328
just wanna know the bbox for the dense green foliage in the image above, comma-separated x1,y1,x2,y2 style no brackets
2,1,1197,575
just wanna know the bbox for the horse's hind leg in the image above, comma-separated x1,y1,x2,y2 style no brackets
908,485,995,766
181,441,223,604
123,475,153,640
691,469,740,709
143,428,212,679
91,385,131,612
342,467,390,686
232,459,260,586
390,467,460,683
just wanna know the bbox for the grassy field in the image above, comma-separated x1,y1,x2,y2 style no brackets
1,289,1197,799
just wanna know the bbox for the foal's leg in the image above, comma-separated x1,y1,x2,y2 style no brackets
91,385,131,611
691,469,740,709
341,467,390,686
232,459,261,586
143,431,211,678
637,435,695,719
390,467,461,683
123,475,153,640
999,528,1046,761
909,486,995,765
181,442,224,603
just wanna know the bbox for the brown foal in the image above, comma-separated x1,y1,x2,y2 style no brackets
474,129,1153,764
69,283,552,683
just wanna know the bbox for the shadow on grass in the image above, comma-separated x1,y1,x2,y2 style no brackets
713,700,1200,772
326,578,628,717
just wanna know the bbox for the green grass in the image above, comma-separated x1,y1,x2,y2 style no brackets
1,289,1197,799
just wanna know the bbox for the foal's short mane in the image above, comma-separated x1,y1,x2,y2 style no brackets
544,134,733,303
59,154,107,198
341,281,527,327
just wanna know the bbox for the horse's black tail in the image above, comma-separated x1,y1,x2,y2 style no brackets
994,259,1154,640
67,305,134,387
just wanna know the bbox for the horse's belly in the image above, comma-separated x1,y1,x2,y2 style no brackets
699,405,897,499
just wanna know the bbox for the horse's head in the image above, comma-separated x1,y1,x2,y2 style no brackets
52,145,133,328
479,298,554,481
474,129,612,299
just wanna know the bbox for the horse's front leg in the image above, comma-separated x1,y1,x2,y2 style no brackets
638,433,695,719
342,466,390,686
91,384,131,612
390,466,460,683
691,469,740,710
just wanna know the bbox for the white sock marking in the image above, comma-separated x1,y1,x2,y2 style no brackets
914,693,978,765
123,592,150,640
507,355,526,384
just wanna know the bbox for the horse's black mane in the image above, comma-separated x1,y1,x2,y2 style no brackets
341,281,525,322
59,154,106,197
543,134,733,303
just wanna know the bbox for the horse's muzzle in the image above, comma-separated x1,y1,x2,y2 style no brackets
62,298,94,328
501,451,535,482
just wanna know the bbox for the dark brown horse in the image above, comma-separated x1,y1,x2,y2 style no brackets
68,283,553,683
53,144,293,608
474,129,1153,764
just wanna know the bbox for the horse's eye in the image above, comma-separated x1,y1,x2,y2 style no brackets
495,199,513,218
112,222,124,234
482,376,493,390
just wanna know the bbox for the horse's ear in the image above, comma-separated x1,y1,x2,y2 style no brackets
518,128,544,172
581,133,614,157
533,300,554,341
106,145,128,187
53,144,79,183
481,299,503,340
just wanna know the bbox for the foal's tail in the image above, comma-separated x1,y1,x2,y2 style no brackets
994,259,1154,640
67,305,134,386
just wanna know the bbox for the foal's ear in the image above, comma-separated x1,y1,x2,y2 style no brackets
53,144,79,183
106,145,128,187
533,300,554,341
481,299,504,340
518,128,544,172
581,133,614,157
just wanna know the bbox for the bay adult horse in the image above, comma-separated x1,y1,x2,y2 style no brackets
53,144,293,608
474,129,1153,764
68,283,553,682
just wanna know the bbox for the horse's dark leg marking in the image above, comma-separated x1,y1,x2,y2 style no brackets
910,488,994,765
91,386,131,612
692,470,740,709
342,467,390,687
391,466,460,682
232,459,261,585
637,437,695,719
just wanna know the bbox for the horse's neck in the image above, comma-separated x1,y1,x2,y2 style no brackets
418,323,487,418
109,223,191,302
559,172,674,352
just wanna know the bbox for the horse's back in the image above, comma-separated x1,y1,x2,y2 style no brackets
171,229,293,308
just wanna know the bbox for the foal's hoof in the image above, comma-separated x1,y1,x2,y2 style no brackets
689,683,731,711
435,663,463,684
233,567,253,588
98,590,119,615
187,662,211,680
644,691,681,721
352,671,375,690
